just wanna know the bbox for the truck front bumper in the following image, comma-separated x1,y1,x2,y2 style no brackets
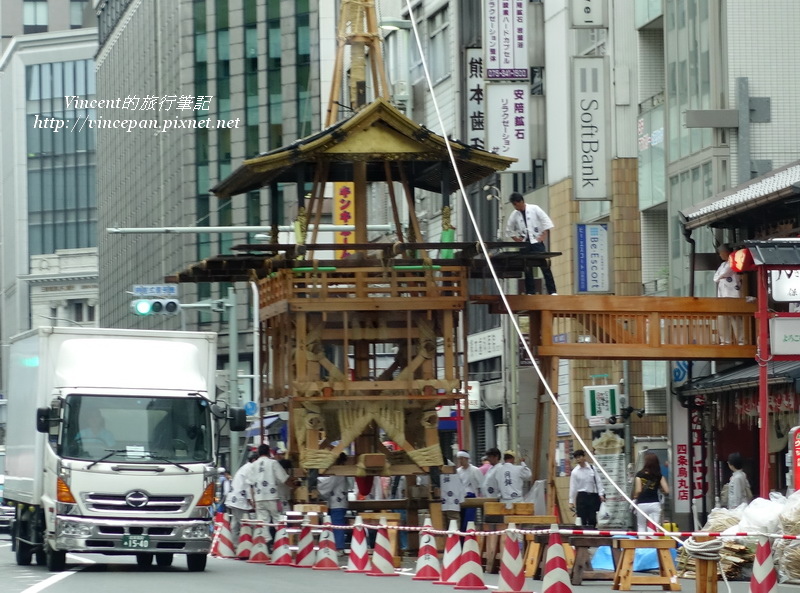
52,516,212,554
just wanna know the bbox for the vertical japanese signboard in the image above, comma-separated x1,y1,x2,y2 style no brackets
334,182,355,259
576,223,611,293
672,395,708,513
572,57,609,199
486,83,530,172
484,0,529,80
465,49,486,150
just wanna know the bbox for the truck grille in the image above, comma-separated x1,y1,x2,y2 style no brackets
84,492,190,513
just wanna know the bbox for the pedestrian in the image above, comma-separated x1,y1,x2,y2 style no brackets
632,451,669,534
273,446,293,512
456,451,484,530
217,470,232,514
505,192,557,295
568,450,605,527
713,243,744,344
226,451,257,545
494,450,532,508
440,469,467,528
247,443,294,549
317,452,350,555
724,452,753,509
479,455,491,475
481,447,503,498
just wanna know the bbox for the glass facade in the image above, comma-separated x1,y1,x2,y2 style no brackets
665,0,712,162
25,60,97,256
638,105,666,210
635,0,663,29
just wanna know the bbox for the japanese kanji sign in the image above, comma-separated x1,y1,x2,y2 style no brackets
334,182,355,259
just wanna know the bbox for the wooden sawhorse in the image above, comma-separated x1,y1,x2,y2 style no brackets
523,533,574,579
612,538,681,591
569,535,619,585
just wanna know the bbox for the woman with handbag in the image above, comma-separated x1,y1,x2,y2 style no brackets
568,450,605,527
633,451,669,534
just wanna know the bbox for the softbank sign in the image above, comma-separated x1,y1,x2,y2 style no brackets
572,57,609,200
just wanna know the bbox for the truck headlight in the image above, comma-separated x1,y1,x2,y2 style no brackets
183,523,211,539
58,520,93,537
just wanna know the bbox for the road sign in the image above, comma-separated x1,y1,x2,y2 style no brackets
132,284,179,297
243,400,259,416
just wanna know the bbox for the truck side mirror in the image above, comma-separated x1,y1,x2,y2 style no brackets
228,407,247,432
36,407,52,433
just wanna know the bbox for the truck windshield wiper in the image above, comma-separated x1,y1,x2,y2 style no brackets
146,454,190,472
87,449,129,469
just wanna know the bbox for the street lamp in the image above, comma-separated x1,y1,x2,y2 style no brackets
483,185,504,240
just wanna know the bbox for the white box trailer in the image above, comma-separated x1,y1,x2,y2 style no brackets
3,327,245,572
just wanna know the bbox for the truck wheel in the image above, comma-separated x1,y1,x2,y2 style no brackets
136,553,154,567
35,549,47,565
15,539,33,566
155,553,174,567
45,545,67,572
186,553,207,572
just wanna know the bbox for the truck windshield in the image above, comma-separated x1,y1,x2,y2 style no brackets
60,395,212,463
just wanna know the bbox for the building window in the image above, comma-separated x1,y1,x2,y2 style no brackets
23,0,48,34
428,8,449,83
70,0,87,29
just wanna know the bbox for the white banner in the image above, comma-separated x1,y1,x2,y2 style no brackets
486,83,530,172
573,57,609,199
465,48,487,151
770,318,800,355
484,0,529,80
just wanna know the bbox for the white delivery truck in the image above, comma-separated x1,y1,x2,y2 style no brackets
3,327,246,572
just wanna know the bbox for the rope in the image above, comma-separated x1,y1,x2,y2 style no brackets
682,536,732,593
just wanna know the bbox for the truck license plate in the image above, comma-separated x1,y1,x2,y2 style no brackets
122,535,150,549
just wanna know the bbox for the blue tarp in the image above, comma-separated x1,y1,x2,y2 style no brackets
592,536,679,572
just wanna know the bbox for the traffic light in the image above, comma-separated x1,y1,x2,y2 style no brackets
131,298,181,316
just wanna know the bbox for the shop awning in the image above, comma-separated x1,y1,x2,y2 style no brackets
679,360,800,395
680,161,800,230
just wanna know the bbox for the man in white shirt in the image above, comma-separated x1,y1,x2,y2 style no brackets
568,449,606,527
506,192,557,295
247,444,293,546
456,451,483,529
713,244,744,345
440,470,467,527
496,450,532,507
482,447,503,499
225,451,256,545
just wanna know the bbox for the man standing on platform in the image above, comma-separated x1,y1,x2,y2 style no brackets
496,450,532,508
456,451,484,530
505,192,557,295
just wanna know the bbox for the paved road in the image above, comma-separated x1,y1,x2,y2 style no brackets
2,530,797,593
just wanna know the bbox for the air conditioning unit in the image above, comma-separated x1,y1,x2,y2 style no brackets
393,80,409,100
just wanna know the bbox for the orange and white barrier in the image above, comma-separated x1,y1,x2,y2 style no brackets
270,520,294,566
452,521,487,591
367,518,399,577
247,526,271,564
236,522,253,560
496,524,533,593
346,516,372,573
541,525,572,593
313,517,341,571
210,513,236,558
412,518,441,581
434,519,462,586
293,522,316,568
751,536,778,593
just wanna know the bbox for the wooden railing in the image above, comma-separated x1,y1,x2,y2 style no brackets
259,265,467,317
479,295,759,361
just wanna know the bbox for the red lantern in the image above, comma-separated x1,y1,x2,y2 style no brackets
729,248,756,272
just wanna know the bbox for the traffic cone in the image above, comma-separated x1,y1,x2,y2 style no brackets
270,520,294,565
293,522,317,568
496,524,533,593
750,536,778,593
345,516,372,573
434,519,462,585
453,522,488,590
413,518,441,581
247,525,271,564
541,525,571,593
236,521,253,560
367,518,399,577
210,513,236,558
312,517,340,570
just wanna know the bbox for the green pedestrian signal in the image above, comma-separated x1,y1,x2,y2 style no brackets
131,298,181,316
